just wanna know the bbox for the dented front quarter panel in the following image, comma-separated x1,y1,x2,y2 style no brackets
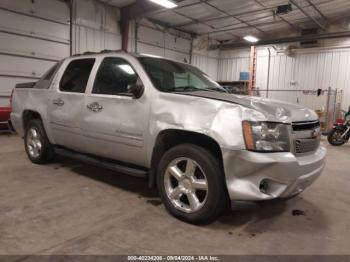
147,92,248,159
147,90,325,201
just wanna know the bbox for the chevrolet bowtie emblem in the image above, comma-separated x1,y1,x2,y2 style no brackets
311,128,320,138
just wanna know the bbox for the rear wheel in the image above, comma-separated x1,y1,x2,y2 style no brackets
327,128,346,146
157,144,228,224
24,119,55,164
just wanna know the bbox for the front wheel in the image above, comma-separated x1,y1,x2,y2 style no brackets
327,128,346,146
157,144,228,224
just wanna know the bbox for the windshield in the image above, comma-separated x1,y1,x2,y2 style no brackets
138,57,227,93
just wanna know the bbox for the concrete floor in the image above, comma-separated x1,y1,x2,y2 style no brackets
0,134,349,255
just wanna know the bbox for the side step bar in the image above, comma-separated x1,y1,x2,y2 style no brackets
54,147,148,178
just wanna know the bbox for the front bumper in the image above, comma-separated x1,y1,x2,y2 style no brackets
222,145,326,201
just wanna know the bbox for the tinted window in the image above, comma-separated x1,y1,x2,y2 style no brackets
139,57,226,93
60,59,95,93
92,57,139,95
42,63,58,80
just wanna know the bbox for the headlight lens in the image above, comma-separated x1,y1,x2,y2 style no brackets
242,121,290,152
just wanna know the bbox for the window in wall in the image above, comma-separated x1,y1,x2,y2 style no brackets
92,57,140,96
59,59,95,93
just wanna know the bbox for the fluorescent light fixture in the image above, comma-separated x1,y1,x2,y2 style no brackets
243,35,259,43
118,64,135,75
148,0,178,9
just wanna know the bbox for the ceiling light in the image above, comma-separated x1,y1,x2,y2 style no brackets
243,35,259,43
148,0,178,9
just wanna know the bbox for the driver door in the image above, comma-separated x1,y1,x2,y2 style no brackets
80,56,149,166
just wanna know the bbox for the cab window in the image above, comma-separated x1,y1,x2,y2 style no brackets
59,59,95,93
92,57,140,96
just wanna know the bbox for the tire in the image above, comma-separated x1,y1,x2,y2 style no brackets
24,119,55,164
327,128,346,146
157,144,228,224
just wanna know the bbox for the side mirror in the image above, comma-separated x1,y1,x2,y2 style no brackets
128,83,144,99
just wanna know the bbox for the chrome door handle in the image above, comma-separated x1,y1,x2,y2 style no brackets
87,102,103,112
53,98,64,106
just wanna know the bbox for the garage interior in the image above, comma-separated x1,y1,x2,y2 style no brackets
1,0,350,256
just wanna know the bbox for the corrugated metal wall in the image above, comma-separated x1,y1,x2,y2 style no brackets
217,49,250,81
217,45,350,110
191,50,219,81
0,0,121,107
0,0,70,106
72,0,121,55
256,47,350,110
132,23,191,63
129,21,220,80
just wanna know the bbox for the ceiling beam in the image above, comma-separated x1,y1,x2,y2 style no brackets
121,0,167,20
174,6,279,28
254,0,301,33
213,31,350,50
198,19,294,36
202,1,266,34
305,0,328,22
289,0,326,30
145,17,195,37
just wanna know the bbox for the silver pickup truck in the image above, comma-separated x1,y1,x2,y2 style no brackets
10,51,326,223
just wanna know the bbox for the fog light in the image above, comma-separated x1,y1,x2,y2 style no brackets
259,180,269,194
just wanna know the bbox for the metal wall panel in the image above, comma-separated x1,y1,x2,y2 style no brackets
0,0,69,24
217,57,250,81
0,33,68,61
0,9,69,44
131,22,218,78
0,0,70,106
72,0,121,55
217,49,250,81
0,0,122,106
72,26,121,54
136,24,191,62
192,51,219,81
219,46,350,110
0,55,55,78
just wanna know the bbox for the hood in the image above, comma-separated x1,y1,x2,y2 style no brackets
177,91,318,123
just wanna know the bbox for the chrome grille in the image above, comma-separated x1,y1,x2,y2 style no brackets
292,120,320,131
292,120,321,154
295,138,320,154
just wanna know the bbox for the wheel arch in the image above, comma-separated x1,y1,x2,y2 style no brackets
148,129,224,188
22,110,43,130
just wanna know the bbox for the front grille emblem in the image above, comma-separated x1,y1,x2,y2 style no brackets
311,128,320,138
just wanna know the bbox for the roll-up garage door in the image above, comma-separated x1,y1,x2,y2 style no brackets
0,0,70,106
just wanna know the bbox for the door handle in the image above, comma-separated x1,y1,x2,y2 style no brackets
53,98,64,106
87,102,103,112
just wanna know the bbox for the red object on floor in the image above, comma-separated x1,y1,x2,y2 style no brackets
0,107,11,130
336,118,345,125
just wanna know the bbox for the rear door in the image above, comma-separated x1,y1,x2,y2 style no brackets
80,56,149,166
49,58,95,151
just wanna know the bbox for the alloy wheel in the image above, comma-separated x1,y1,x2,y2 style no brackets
26,127,42,158
164,157,208,213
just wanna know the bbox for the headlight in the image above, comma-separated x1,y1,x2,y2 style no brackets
242,121,290,152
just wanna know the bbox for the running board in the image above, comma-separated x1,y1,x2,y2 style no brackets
54,147,148,178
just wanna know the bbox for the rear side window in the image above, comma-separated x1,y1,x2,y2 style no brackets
92,57,139,96
43,63,59,81
59,59,95,93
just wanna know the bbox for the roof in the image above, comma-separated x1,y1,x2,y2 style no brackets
101,0,350,45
